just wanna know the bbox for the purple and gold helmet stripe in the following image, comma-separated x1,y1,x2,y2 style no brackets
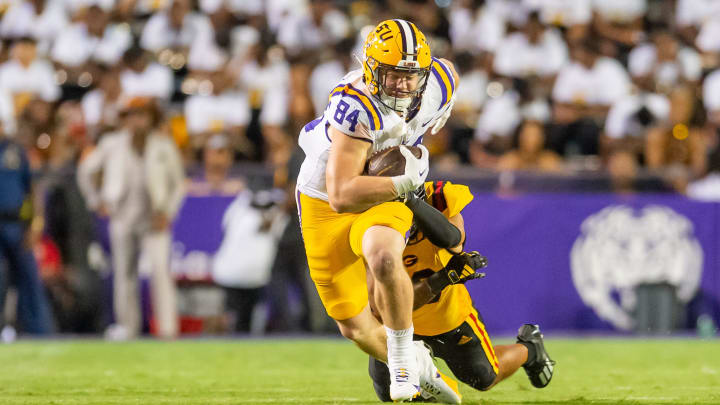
394,19,416,62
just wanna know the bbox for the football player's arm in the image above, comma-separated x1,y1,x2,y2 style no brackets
326,125,428,213
410,213,467,310
405,195,463,249
326,126,398,213
446,213,466,254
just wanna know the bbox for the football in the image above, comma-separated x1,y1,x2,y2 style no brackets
365,145,422,177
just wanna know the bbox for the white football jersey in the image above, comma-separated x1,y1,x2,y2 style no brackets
297,58,457,201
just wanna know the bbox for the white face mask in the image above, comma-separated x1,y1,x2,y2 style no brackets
380,91,414,114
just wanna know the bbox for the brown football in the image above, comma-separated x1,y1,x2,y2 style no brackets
365,145,422,177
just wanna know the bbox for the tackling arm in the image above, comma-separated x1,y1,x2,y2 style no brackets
405,194,463,250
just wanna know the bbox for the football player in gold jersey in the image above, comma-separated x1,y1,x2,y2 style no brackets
367,181,555,402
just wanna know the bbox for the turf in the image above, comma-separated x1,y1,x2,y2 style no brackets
0,337,719,404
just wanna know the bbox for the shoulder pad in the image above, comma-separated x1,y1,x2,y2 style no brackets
428,57,456,111
325,84,385,133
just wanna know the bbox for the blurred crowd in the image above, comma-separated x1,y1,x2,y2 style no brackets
3,0,720,337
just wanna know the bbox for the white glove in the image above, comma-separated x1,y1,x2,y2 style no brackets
431,99,454,135
391,145,429,197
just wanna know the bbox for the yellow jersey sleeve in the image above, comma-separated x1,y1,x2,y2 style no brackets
422,181,474,218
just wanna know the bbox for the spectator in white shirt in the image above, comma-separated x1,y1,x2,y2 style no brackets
308,44,351,117
63,0,116,13
550,38,631,154
524,0,592,27
523,0,592,42
0,37,60,131
184,71,251,154
140,0,214,55
686,149,720,201
592,0,646,47
118,0,170,17
449,0,507,54
238,44,290,164
695,15,720,56
276,0,350,57
702,68,720,130
0,0,68,56
82,66,123,137
493,12,568,80
212,188,287,333
119,46,174,100
628,29,701,93
676,0,720,46
603,92,669,159
51,6,132,84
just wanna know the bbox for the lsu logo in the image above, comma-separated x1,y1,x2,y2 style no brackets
570,205,703,330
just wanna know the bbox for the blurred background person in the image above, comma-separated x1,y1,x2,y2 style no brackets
0,0,68,57
186,133,245,196
645,86,706,184
212,189,287,333
120,46,174,101
77,98,185,340
50,5,132,87
0,37,60,138
497,121,563,172
183,71,252,158
0,120,53,337
550,37,631,156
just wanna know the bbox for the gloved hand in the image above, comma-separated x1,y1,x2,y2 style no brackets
391,145,429,197
427,251,488,295
431,99,454,135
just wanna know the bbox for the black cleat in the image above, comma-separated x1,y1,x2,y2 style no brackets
516,324,555,388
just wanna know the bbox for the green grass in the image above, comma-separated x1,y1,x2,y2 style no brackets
0,338,719,404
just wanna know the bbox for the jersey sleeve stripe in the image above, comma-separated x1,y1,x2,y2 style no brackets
431,58,454,110
431,63,448,109
432,57,455,93
328,85,346,101
346,84,384,130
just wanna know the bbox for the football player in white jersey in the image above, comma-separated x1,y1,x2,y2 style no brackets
295,19,460,402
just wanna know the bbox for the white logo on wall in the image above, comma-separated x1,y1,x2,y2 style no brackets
570,205,703,330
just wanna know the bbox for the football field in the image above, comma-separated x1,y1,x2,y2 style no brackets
0,337,719,404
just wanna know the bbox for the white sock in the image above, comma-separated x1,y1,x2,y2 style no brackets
386,325,414,367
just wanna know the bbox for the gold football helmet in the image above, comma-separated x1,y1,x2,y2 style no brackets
362,19,432,114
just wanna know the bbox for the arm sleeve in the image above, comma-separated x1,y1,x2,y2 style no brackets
405,195,461,249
